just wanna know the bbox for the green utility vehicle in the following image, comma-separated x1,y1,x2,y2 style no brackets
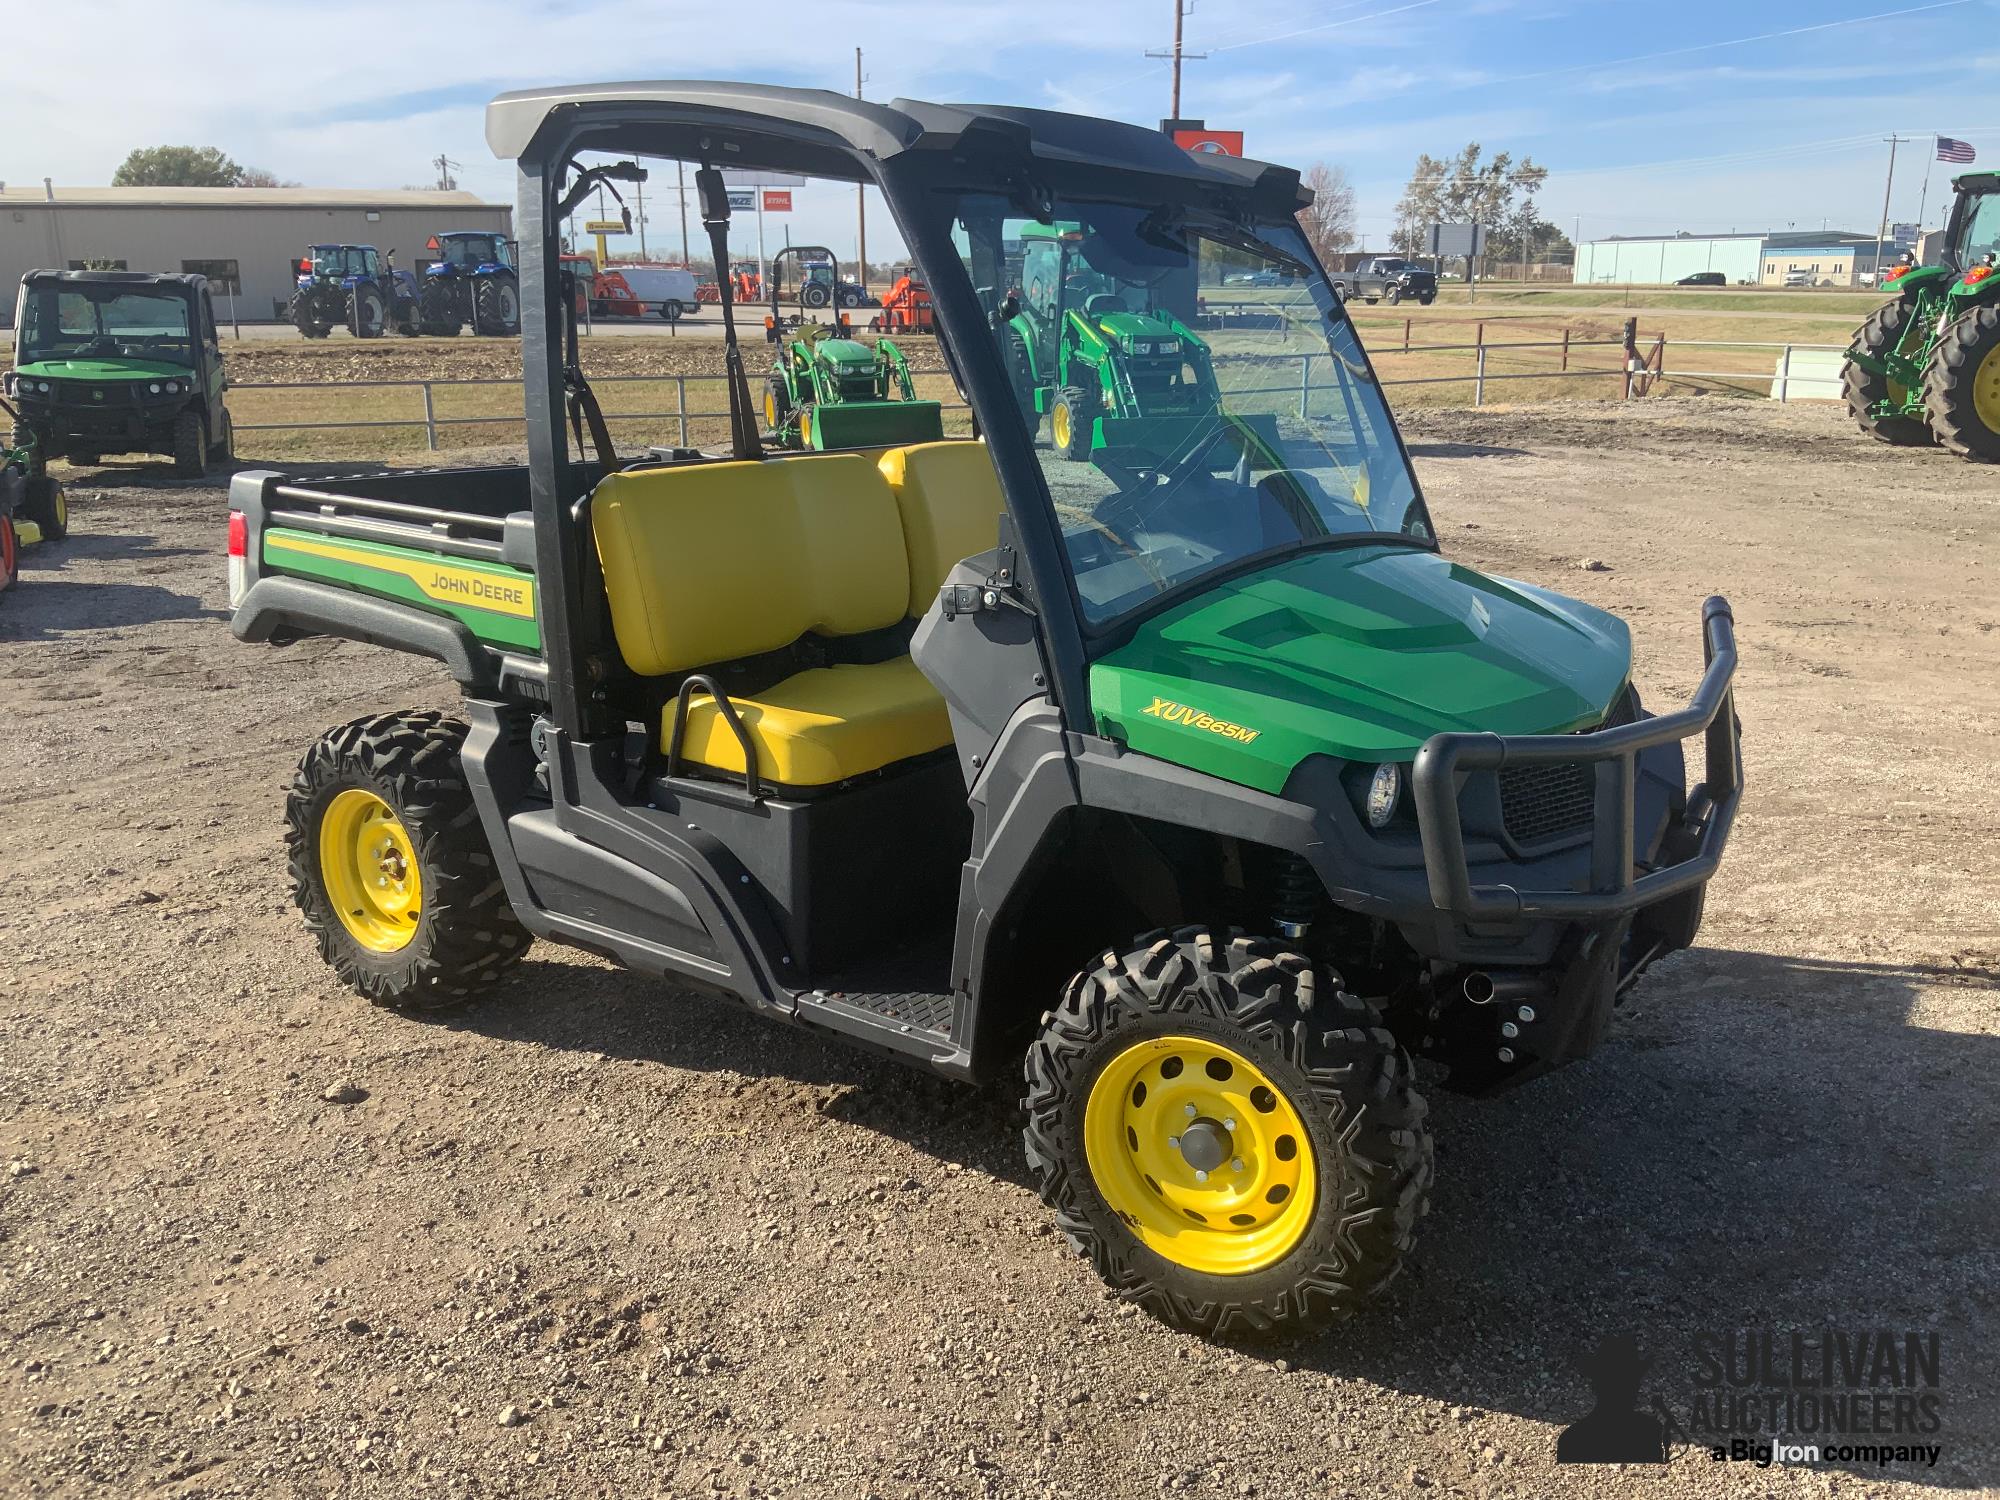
763,246,942,450
8,271,233,478
227,83,1742,1338
1006,220,1223,462
1845,172,2000,456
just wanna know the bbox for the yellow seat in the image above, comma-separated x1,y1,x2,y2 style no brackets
593,453,953,787
674,657,952,787
876,440,1006,614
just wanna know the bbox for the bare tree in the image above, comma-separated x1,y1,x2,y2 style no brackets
237,167,300,189
1297,162,1357,266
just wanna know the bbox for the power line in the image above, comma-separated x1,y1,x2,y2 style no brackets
432,154,460,192
1144,0,1206,119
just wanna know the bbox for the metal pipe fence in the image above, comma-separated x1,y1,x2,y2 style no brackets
223,336,1855,447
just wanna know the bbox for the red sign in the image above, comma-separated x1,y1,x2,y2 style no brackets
1173,128,1244,157
762,190,793,212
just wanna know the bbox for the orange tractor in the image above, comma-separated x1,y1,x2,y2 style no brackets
867,267,934,333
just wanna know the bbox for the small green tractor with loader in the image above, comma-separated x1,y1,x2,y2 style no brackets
762,245,942,450
0,415,70,596
1004,221,1225,463
1845,171,2000,458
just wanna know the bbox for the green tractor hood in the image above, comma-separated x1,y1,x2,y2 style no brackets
12,357,192,383
1093,309,1178,345
1091,547,1632,794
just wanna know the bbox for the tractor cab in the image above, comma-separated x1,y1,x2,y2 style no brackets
428,231,516,274
301,244,380,285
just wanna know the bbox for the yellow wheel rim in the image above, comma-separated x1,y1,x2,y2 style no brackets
53,485,67,529
318,789,422,953
1973,343,2000,432
1083,1034,1318,1275
1052,402,1072,449
764,389,778,428
799,409,813,447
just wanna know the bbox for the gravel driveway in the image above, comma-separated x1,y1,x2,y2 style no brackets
1,398,1994,1498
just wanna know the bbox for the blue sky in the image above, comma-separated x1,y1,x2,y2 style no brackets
7,0,1998,260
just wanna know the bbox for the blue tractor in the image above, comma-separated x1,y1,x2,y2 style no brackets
288,244,421,339
416,231,521,337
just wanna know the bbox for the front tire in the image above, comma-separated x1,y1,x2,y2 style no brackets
22,477,67,541
474,275,521,335
1050,387,1094,461
1844,298,1931,446
172,410,207,479
1922,302,2000,460
1023,928,1433,1338
286,710,530,1009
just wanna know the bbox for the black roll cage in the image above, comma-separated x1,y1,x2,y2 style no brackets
489,83,1312,742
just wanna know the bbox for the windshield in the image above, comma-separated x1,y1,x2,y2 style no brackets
310,246,372,279
445,235,509,268
18,284,193,367
1955,194,2000,266
944,193,1430,626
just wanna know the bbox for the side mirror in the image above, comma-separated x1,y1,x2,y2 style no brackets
998,292,1020,321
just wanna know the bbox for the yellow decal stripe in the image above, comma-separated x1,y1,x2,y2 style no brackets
267,533,536,620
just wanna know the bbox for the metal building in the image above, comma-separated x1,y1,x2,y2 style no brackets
1572,233,1767,287
0,186,511,323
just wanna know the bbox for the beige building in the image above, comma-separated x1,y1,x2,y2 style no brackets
0,186,511,322
1758,243,1881,288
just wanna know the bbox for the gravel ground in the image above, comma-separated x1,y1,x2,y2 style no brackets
1,398,1995,1499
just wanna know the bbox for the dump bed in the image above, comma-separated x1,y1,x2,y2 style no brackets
226,464,571,697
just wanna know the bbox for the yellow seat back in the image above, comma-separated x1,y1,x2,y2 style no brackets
876,440,1006,617
592,454,910,676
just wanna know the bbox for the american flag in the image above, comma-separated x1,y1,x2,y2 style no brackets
1937,136,1977,164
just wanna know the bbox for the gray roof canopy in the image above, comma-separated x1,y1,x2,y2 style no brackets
484,81,1308,210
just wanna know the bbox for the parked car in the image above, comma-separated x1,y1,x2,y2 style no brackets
1330,257,1438,306
1783,270,1812,288
1674,271,1727,287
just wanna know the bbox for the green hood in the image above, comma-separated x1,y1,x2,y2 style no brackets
1095,310,1176,346
13,357,192,382
1091,546,1631,794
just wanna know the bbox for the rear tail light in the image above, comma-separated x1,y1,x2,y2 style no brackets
227,510,248,608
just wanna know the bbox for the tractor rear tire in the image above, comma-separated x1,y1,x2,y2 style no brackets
1844,298,1931,446
0,511,18,593
172,410,207,479
1922,303,2000,461
286,710,531,1010
1023,927,1433,1338
22,477,67,541
1051,388,1094,461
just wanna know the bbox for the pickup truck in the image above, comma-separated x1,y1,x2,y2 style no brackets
1331,257,1438,306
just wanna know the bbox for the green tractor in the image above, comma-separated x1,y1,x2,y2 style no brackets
0,414,69,594
1845,172,2000,457
1005,221,1221,462
762,245,943,450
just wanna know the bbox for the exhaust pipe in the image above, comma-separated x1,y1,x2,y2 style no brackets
1461,970,1549,1006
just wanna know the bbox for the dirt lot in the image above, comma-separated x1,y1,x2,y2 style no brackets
1,399,1995,1499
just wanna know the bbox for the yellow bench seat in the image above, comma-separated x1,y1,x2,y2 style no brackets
675,657,952,788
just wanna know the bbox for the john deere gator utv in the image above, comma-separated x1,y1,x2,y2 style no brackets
8,270,232,478
1845,171,2000,457
763,245,942,450
226,81,1742,1338
1006,220,1224,462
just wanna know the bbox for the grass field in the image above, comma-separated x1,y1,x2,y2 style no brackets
1421,281,1890,318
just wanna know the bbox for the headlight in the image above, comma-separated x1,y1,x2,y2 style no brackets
1157,338,1181,355
1129,340,1152,355
38,380,52,392
149,383,161,394
1365,763,1402,828
165,382,179,394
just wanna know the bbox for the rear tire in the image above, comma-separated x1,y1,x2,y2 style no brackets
22,477,67,541
1844,298,1931,446
1922,302,2000,461
286,710,530,1010
1023,927,1433,1338
0,511,18,593
172,410,207,479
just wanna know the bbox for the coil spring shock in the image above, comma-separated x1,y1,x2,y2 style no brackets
1272,850,1318,940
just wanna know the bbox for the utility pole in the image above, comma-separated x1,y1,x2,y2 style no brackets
855,48,868,296
676,160,691,268
1874,135,1910,289
433,154,460,191
1146,0,1206,119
